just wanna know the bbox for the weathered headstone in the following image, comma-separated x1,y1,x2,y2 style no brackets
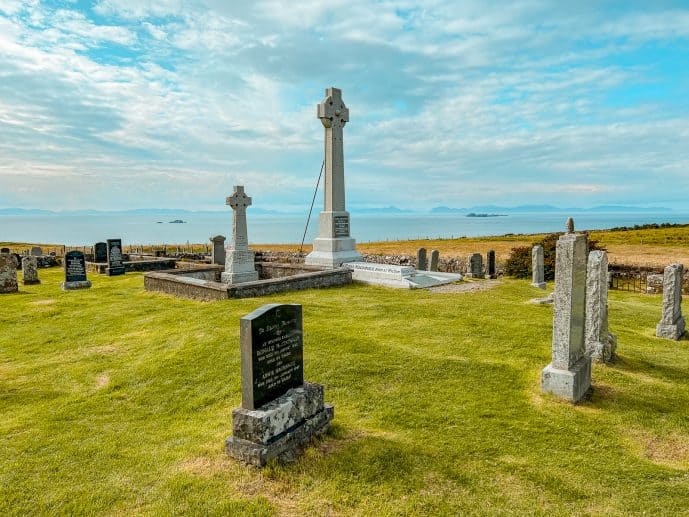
94,242,108,263
417,248,427,271
30,246,42,256
429,250,439,272
486,250,496,279
61,251,92,290
531,245,546,289
210,235,226,266
305,87,362,267
467,253,483,278
21,256,40,285
585,250,616,363
226,304,334,467
0,253,19,293
656,264,685,340
106,239,125,276
541,219,592,402
0,247,9,254
221,186,259,284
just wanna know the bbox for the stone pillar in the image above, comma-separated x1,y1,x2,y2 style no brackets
486,250,496,279
416,248,427,271
541,220,592,402
21,256,40,285
210,235,226,266
305,87,362,268
531,245,546,289
0,253,19,293
585,251,616,363
467,253,483,278
221,186,259,284
656,264,686,340
429,250,439,272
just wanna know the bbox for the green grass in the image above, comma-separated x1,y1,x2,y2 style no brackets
1,269,689,515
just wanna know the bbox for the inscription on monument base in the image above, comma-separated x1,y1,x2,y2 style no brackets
333,215,350,238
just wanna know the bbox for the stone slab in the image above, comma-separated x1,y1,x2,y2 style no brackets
61,280,92,290
344,262,461,289
541,355,592,403
226,404,333,467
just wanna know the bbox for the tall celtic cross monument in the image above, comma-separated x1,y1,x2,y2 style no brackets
305,87,362,268
221,185,259,284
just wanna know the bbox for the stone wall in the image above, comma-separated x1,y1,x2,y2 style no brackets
88,258,178,274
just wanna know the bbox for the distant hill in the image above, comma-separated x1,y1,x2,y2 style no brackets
431,206,468,213
351,206,413,214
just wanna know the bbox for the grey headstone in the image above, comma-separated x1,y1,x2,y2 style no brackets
429,250,439,272
0,253,19,293
106,239,125,276
486,250,496,279
417,248,427,271
30,246,42,256
531,245,546,289
210,235,226,266
656,264,685,340
21,256,40,285
221,186,258,284
467,253,483,278
585,251,616,362
541,229,592,402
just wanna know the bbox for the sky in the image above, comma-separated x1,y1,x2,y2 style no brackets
1,0,688,212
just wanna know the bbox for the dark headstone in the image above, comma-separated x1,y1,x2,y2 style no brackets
106,239,125,276
64,250,87,282
94,242,107,263
0,247,9,254
11,253,22,270
429,250,439,272
417,247,427,271
487,250,496,279
240,304,303,410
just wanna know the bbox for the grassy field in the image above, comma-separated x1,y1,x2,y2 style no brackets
2,268,689,515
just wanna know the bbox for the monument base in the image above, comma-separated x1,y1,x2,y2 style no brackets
590,332,617,363
305,238,362,268
221,270,259,284
541,356,592,403
23,279,41,285
531,282,547,289
656,317,686,340
61,280,92,290
105,268,125,276
226,382,333,467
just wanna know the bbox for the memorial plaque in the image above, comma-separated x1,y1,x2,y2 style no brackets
106,238,125,276
240,304,303,410
64,251,87,282
333,215,349,238
94,242,108,263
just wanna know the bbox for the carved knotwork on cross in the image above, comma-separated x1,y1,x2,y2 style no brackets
226,186,252,210
317,87,349,129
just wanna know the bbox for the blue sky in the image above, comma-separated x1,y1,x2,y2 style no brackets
1,0,688,211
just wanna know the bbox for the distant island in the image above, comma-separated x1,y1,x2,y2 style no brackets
466,213,507,218
168,220,186,224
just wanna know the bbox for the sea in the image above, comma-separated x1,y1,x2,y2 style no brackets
1,211,688,246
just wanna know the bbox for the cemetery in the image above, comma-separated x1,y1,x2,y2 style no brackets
2,88,689,514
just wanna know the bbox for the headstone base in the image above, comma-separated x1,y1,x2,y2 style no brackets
590,332,617,363
221,270,259,284
531,282,547,289
61,280,92,290
23,279,41,285
305,238,362,269
226,382,333,467
541,356,592,403
656,317,686,340
105,267,125,276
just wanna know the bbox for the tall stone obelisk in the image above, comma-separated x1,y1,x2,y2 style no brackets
305,87,362,268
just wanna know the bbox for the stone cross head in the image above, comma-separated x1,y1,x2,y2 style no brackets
566,217,574,233
226,186,252,210
317,87,349,129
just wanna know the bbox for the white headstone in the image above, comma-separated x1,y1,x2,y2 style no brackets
531,245,546,289
221,186,259,284
305,87,362,268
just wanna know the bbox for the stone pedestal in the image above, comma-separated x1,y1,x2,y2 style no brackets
531,245,546,289
226,382,333,467
21,256,40,285
305,87,361,268
61,280,92,290
222,251,259,284
541,225,592,403
656,264,685,340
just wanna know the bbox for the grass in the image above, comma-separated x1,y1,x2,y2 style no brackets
2,268,689,515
